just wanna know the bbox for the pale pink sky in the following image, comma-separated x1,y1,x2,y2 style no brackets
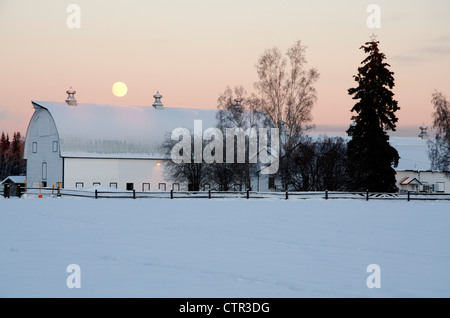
1,0,449,136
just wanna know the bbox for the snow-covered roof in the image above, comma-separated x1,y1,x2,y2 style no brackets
29,101,433,170
1,176,26,184
308,134,432,171
400,177,422,185
388,136,431,171
32,101,220,159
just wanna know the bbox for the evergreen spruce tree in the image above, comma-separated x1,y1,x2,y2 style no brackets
346,38,400,192
0,132,11,179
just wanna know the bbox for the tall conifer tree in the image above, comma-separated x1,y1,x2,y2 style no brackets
346,37,400,192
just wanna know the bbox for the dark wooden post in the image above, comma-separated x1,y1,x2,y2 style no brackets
95,189,98,199
325,190,328,200
208,190,211,199
285,191,288,200
170,189,173,199
407,191,410,202
366,190,369,201
133,189,136,199
247,189,250,199
57,184,61,197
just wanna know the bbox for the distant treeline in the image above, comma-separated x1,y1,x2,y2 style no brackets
0,131,26,180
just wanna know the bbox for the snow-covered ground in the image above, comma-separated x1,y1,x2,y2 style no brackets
1,196,449,298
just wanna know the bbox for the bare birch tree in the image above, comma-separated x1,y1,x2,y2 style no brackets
214,86,271,190
428,91,450,173
254,40,320,189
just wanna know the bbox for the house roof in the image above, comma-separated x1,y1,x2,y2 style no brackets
31,101,221,159
400,177,422,185
0,176,26,185
309,134,432,171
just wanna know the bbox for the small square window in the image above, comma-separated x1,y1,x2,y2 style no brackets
93,182,101,186
158,183,166,191
76,182,84,188
110,182,118,189
32,142,37,153
142,183,150,191
126,183,134,191
172,183,180,191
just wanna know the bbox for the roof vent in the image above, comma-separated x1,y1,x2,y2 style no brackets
152,91,163,110
418,123,429,139
234,97,243,111
65,87,77,106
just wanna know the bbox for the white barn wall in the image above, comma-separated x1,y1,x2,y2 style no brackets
24,109,63,188
63,158,178,191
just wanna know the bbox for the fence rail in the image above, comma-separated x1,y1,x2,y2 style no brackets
17,187,450,201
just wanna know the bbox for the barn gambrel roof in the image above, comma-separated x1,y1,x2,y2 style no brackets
25,100,433,171
28,101,219,159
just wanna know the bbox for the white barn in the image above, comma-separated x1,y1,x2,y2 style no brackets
24,90,271,192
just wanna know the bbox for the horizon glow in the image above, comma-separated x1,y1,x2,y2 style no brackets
0,0,449,137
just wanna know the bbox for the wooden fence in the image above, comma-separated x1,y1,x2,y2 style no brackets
17,187,450,201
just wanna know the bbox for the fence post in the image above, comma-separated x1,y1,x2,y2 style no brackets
285,191,288,200
366,190,369,201
95,189,98,199
133,189,136,199
247,189,249,199
325,190,328,200
407,191,410,202
208,190,211,199
57,184,61,197
170,189,173,199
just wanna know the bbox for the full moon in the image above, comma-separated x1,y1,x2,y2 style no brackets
112,82,128,97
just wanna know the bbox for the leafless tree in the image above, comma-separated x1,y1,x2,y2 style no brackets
161,133,211,191
283,135,347,191
213,86,271,190
428,91,450,173
254,40,320,189
254,41,319,137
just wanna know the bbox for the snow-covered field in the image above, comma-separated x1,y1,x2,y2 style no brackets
1,196,449,298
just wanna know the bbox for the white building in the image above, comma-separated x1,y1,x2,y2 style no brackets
307,130,450,194
393,129,449,193
24,89,271,192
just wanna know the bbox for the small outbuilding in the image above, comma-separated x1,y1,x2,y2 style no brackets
1,176,26,198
